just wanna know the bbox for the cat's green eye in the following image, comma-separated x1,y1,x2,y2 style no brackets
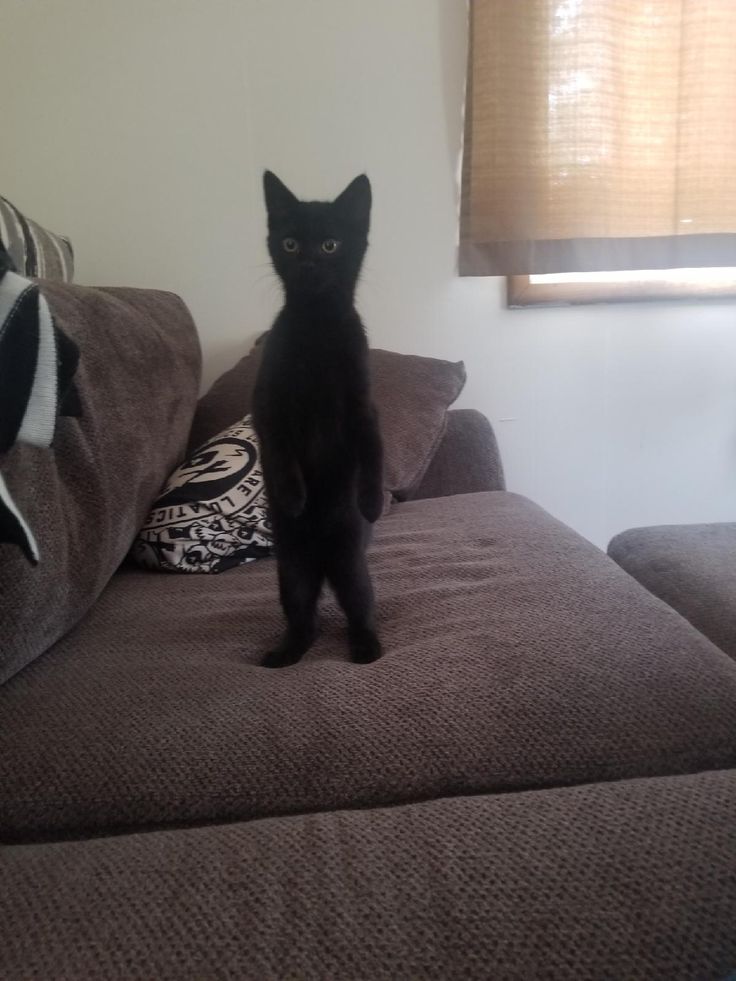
321,239,340,254
282,238,299,253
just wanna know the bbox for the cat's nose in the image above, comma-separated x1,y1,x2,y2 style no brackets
300,260,316,270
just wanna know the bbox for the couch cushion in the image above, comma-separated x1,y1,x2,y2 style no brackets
2,492,736,841
189,342,466,499
609,522,736,661
2,770,735,980
0,282,201,684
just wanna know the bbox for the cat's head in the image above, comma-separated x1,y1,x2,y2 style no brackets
263,171,371,299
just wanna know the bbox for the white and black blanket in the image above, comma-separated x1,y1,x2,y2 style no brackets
0,241,80,563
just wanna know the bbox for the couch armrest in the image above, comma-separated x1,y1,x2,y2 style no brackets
608,522,736,661
407,409,506,501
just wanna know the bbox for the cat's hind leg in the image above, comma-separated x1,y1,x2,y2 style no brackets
326,520,382,665
263,544,323,668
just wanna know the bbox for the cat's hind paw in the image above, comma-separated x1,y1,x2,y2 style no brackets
358,485,384,524
349,628,383,664
261,647,304,669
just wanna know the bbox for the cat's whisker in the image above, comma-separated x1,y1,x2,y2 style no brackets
251,271,279,286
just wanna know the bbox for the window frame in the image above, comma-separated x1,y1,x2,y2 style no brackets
507,274,736,308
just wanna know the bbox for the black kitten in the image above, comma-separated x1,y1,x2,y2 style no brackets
252,171,384,668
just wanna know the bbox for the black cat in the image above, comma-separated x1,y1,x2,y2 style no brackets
252,171,384,669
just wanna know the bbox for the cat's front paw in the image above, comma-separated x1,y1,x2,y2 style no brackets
275,476,307,518
358,484,384,524
281,489,306,518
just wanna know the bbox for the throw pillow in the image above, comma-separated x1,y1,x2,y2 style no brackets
188,340,466,502
132,416,273,574
0,196,74,282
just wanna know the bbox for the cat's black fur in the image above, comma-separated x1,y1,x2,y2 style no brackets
252,171,384,669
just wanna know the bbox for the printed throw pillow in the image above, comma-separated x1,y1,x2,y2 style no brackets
132,416,273,574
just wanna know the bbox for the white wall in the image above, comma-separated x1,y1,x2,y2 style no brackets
3,0,735,547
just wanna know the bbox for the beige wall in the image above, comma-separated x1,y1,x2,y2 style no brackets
3,0,735,546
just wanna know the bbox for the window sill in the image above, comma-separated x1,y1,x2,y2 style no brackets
507,271,736,308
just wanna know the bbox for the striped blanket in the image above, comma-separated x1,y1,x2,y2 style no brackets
0,244,80,563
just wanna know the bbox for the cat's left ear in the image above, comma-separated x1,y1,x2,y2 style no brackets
263,170,299,223
334,174,371,227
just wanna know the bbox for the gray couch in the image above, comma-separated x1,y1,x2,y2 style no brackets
1,283,735,980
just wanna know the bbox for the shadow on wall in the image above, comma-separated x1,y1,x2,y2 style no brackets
437,0,469,218
201,337,258,396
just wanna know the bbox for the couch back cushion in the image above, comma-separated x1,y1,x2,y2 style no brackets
0,282,201,684
189,341,466,500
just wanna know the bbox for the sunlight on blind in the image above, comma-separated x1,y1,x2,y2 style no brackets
461,1,736,276
530,268,736,286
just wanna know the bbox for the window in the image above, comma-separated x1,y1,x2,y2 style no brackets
460,1,736,302
508,268,736,307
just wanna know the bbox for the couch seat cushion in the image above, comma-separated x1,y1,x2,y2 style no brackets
2,492,736,841
2,770,735,980
609,522,736,660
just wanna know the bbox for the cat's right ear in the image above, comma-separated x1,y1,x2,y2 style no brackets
263,171,298,223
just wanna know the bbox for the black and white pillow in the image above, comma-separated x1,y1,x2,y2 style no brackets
132,416,273,574
0,196,74,282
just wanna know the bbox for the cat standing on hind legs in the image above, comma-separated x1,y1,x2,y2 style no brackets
253,170,384,669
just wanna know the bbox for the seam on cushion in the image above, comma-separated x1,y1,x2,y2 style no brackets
4,738,735,846
4,766,733,850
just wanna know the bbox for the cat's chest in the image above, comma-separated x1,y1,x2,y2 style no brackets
279,349,350,405
290,363,347,430
261,318,365,438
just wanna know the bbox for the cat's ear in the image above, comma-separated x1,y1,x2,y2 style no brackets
263,171,298,222
334,174,371,226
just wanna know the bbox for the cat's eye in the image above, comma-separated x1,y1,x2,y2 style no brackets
282,238,299,253
321,239,340,254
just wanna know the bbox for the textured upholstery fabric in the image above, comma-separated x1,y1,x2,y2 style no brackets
0,283,201,684
2,492,736,842
409,408,506,500
609,522,736,661
2,770,736,980
189,342,466,499
0,195,74,281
